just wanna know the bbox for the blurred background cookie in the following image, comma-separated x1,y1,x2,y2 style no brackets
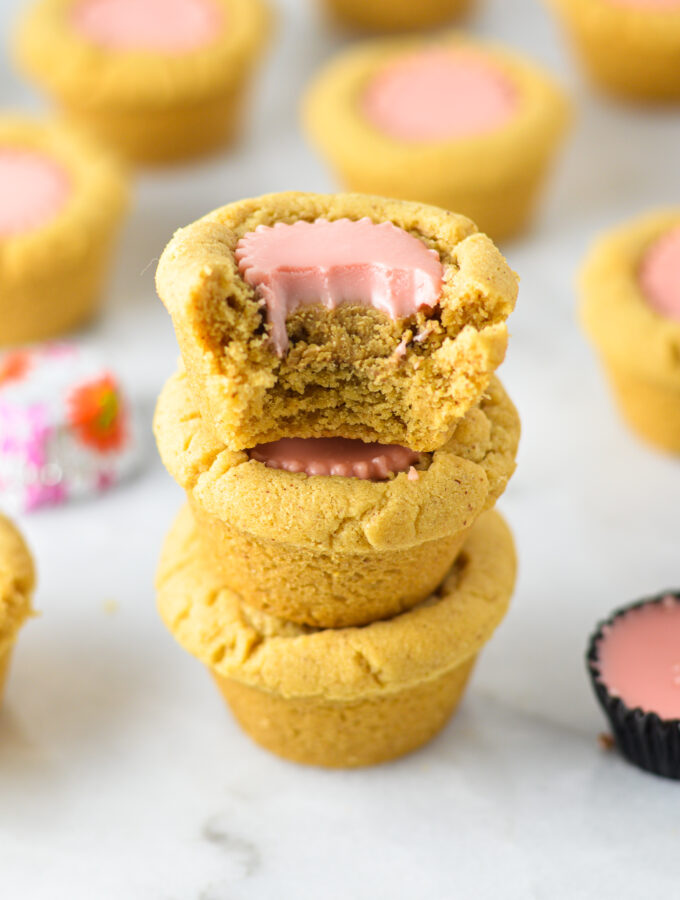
0,515,35,705
303,35,571,241
0,116,127,345
581,209,680,453
546,0,680,101
318,0,476,32
15,0,273,164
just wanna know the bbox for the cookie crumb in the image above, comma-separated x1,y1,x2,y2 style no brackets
103,599,119,615
598,732,615,751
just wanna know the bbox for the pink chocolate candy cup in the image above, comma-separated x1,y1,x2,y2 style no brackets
362,48,518,143
0,148,70,237
588,593,680,779
248,436,421,480
639,226,680,322
235,217,443,355
70,0,223,52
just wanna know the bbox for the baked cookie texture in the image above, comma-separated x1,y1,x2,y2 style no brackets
321,0,474,31
302,36,571,242
0,515,35,703
156,191,519,452
547,0,680,101
154,369,519,627
581,209,680,453
16,0,272,164
0,116,128,346
156,505,516,767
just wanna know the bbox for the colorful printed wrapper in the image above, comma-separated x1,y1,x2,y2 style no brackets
0,344,140,513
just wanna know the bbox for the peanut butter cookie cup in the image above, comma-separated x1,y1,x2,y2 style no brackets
0,116,127,345
0,516,35,703
303,37,570,241
546,0,680,101
320,0,474,32
156,506,516,768
154,369,519,628
581,209,680,453
16,0,272,164
156,191,518,452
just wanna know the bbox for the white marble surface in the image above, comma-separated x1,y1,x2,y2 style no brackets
2,0,680,897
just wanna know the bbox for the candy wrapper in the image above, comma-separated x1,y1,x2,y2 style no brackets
0,344,140,513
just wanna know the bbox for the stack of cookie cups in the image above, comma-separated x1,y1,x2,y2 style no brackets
154,191,521,768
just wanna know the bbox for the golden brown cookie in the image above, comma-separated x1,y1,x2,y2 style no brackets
0,516,36,703
156,191,518,452
0,116,128,346
320,0,474,31
581,209,680,453
546,0,680,101
156,505,516,767
15,0,273,164
302,36,570,241
154,368,519,627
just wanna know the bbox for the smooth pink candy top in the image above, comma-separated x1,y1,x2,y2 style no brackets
71,0,222,52
605,0,680,9
639,226,680,320
362,49,518,142
235,218,443,354
595,597,680,720
249,437,421,480
0,149,70,238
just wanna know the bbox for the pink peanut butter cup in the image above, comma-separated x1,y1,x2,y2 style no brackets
248,437,422,480
639,226,680,321
362,49,518,143
71,0,223,52
588,592,680,780
595,596,680,721
0,149,70,237
235,217,444,354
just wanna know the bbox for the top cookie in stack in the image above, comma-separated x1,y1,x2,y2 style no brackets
156,192,518,452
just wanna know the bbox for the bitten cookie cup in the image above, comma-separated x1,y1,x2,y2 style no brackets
320,0,474,32
0,117,128,346
154,369,519,627
156,192,518,452
15,0,272,165
547,0,680,101
581,210,680,453
302,37,570,242
156,506,516,768
0,516,35,704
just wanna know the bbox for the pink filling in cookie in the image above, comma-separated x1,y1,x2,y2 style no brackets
0,149,70,237
362,49,518,142
235,217,443,354
71,0,222,52
595,596,680,720
639,226,680,321
248,437,421,480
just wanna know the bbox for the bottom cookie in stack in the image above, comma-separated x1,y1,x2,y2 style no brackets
0,515,35,702
156,505,516,768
